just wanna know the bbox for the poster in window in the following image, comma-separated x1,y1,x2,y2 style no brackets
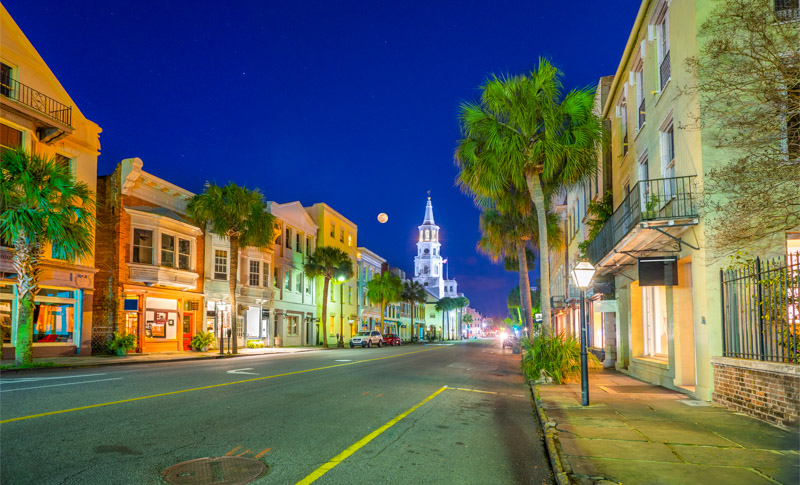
152,311,167,338
145,321,153,338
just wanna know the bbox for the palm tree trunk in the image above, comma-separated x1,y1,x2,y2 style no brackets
321,277,330,348
409,300,414,343
12,233,42,365
229,236,240,354
526,172,553,339
516,240,534,336
380,301,385,335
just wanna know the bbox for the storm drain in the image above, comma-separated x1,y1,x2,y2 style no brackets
162,457,268,485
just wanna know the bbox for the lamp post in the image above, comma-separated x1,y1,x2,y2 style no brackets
337,274,346,349
571,261,596,407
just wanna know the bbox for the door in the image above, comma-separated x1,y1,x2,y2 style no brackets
182,314,194,351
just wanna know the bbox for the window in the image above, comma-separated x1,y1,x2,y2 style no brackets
132,229,154,264
775,0,800,21
285,270,291,290
306,277,311,294
339,228,344,243
55,154,72,177
214,250,228,280
347,234,352,247
287,315,299,336
655,7,670,91
275,231,282,247
32,288,76,343
330,223,335,238
0,284,12,343
249,260,260,286
285,228,291,249
306,236,312,255
642,286,668,357
348,286,352,304
660,120,676,195
296,273,302,292
1,123,23,153
638,152,651,211
619,97,628,156
263,263,270,287
161,234,175,267
635,66,645,129
296,233,301,252
274,267,280,288
178,238,191,270
0,63,11,97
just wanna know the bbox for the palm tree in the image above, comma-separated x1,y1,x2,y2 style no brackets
435,297,455,340
187,182,276,354
456,59,604,337
366,272,403,335
462,312,473,336
0,148,95,365
477,203,561,336
401,280,427,342
303,246,353,349
454,296,470,338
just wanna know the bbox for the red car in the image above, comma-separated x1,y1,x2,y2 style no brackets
382,333,401,346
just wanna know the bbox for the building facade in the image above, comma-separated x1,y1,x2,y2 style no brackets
356,247,385,334
1,5,102,358
305,203,358,346
93,158,204,353
269,201,318,347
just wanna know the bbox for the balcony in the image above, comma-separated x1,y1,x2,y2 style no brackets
587,176,698,269
0,76,72,143
129,264,199,290
775,0,800,21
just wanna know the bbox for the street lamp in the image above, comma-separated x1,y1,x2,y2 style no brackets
571,261,596,407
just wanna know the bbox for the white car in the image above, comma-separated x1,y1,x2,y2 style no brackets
350,330,383,348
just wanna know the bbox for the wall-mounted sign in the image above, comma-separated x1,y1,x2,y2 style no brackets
638,257,678,286
124,299,139,312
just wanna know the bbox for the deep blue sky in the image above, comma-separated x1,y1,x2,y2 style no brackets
6,0,639,317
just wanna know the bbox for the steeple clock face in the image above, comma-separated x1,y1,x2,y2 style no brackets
424,248,429,254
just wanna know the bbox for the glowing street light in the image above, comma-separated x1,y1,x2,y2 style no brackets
570,261,596,407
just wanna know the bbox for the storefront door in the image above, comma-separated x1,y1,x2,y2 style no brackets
182,314,194,351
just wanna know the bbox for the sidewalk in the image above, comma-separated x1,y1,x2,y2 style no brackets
533,369,799,485
0,346,326,371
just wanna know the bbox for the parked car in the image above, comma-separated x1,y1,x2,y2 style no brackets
382,333,401,346
502,333,519,349
350,330,383,348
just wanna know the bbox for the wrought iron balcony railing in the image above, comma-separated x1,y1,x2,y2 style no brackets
0,75,72,126
659,52,671,91
587,175,698,265
775,0,800,21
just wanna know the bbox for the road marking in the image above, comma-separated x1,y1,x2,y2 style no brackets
0,373,108,384
376,393,383,398
225,446,241,456
361,392,368,396
453,388,499,395
0,378,123,393
333,359,352,362
227,368,258,375
0,346,444,424
236,449,251,456
254,448,271,458
296,386,448,485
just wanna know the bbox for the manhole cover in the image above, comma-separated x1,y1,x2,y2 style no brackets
162,456,268,485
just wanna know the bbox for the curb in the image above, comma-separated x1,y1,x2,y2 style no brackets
0,348,327,374
528,381,571,485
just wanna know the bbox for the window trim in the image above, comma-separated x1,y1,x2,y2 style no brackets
214,249,229,281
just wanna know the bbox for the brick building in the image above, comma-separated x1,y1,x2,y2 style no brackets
93,158,204,353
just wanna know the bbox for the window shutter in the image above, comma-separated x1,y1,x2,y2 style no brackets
640,40,646,59
648,24,655,43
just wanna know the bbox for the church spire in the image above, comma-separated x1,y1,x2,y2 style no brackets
423,197,435,225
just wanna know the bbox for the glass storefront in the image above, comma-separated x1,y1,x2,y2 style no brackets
1,284,80,346
1,284,13,344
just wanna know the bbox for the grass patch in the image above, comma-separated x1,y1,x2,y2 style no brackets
1,361,65,371
521,334,600,384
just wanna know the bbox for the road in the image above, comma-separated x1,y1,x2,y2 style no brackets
0,339,554,485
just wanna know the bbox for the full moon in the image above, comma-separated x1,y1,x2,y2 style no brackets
377,213,388,223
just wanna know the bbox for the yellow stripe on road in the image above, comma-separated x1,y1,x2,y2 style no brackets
0,347,444,424
296,386,448,485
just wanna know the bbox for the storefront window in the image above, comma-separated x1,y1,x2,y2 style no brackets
33,288,76,343
287,315,299,336
1,284,13,343
642,286,668,357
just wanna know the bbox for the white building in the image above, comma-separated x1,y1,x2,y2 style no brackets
268,201,318,346
413,198,458,298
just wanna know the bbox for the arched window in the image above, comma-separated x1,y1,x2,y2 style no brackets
424,265,429,274
424,229,430,241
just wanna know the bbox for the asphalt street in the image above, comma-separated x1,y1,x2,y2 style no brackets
0,339,555,485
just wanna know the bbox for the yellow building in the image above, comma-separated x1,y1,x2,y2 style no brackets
1,4,102,357
304,203,358,346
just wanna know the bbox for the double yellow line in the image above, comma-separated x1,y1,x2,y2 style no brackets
0,346,443,424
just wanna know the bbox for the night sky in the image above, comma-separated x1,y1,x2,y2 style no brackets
5,0,639,317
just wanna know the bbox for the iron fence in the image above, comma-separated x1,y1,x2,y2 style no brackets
721,253,800,363
659,52,671,91
0,75,72,126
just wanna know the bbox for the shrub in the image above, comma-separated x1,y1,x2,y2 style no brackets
191,331,215,350
521,333,600,384
246,339,265,349
107,332,137,353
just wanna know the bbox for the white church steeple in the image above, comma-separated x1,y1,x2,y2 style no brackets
413,197,457,298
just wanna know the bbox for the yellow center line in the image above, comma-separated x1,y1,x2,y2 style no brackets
0,346,444,424
296,386,448,485
453,388,499,395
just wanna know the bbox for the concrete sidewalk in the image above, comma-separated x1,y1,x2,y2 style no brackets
0,346,327,371
533,369,799,485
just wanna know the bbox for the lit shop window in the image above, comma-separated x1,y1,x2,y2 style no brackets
33,288,77,343
133,229,154,264
0,284,13,343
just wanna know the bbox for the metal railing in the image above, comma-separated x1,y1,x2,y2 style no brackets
0,75,72,126
587,176,697,265
775,0,800,21
721,254,799,363
659,52,671,91
638,98,646,129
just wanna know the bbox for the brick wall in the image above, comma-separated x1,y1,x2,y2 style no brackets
712,356,799,430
